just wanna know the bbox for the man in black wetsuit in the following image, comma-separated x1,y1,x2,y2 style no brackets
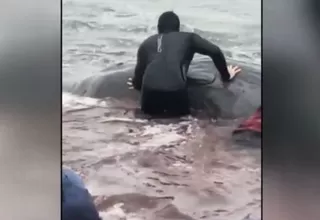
129,11,241,116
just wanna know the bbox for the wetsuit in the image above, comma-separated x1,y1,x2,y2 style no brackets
133,14,232,116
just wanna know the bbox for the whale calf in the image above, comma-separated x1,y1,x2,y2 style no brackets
69,60,261,119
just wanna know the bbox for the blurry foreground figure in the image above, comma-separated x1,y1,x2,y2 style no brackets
62,168,101,220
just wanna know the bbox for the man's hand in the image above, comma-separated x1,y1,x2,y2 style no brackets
127,77,134,90
223,65,241,88
227,65,241,80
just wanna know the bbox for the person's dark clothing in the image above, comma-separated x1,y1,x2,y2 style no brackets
141,87,189,116
133,12,231,116
62,168,101,220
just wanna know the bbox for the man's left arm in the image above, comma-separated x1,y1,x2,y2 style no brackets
132,44,147,91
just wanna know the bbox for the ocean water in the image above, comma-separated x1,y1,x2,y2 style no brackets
63,0,261,219
63,0,261,89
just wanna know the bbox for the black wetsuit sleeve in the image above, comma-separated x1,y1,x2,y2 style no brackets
132,43,148,91
191,33,231,82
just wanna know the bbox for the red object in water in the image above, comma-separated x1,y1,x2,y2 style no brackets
234,107,261,133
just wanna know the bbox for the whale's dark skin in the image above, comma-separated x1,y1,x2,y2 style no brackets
70,60,261,119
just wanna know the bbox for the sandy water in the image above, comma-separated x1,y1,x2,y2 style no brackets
62,94,261,220
63,0,261,219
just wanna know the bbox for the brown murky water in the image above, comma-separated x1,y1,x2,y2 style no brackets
62,94,261,220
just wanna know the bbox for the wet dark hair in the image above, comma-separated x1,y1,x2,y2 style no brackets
157,11,180,33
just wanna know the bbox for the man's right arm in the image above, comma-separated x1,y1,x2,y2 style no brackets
190,33,231,82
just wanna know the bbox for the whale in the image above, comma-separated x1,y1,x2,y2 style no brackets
69,59,261,119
